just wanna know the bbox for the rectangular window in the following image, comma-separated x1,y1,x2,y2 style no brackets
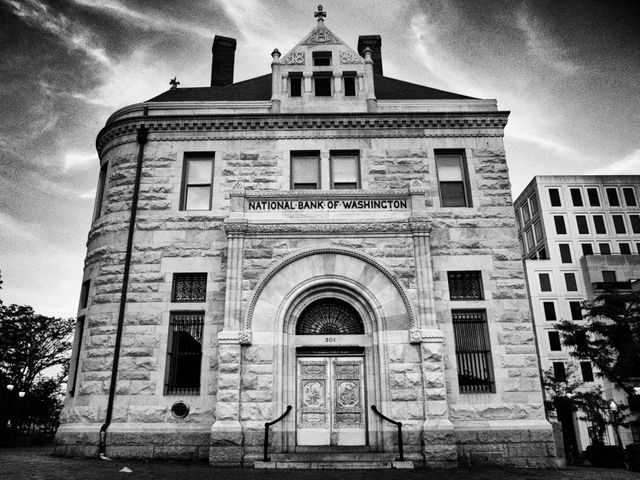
312,51,332,66
569,301,582,320
593,215,606,234
633,424,640,443
79,279,90,309
343,73,356,96
587,188,600,206
93,163,108,221
330,153,360,189
620,243,631,255
172,273,207,302
539,273,552,292
521,203,531,223
630,215,640,234
570,188,583,207
576,215,589,234
554,216,567,234
68,316,85,397
553,362,567,382
291,152,320,189
452,310,495,393
564,273,578,292
606,187,620,206
165,312,204,395
602,270,617,283
314,72,332,96
623,187,637,206
549,188,562,207
548,331,562,351
637,243,640,254
612,214,626,234
533,221,543,242
543,301,557,321
290,73,302,97
559,244,572,263
581,243,594,256
580,362,594,382
538,247,548,260
599,243,611,255
529,193,539,214
525,229,535,251
448,271,484,300
181,155,214,210
436,151,471,207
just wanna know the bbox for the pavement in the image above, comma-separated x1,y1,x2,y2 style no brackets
0,446,638,480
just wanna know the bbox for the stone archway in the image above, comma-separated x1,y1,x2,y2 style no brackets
244,248,415,451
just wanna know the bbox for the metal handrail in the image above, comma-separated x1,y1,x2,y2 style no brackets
371,405,403,461
263,405,292,462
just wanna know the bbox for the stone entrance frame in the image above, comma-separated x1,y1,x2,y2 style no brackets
245,247,416,455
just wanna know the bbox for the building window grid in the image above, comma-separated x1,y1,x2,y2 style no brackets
576,215,589,234
452,310,495,394
587,187,600,207
612,214,626,234
165,312,204,395
548,331,562,351
448,271,484,300
554,216,567,235
539,273,552,292
623,187,637,207
593,215,607,234
543,301,557,321
548,188,562,207
559,244,572,263
172,273,207,302
564,273,578,292
570,188,583,207
606,187,620,207
630,215,640,234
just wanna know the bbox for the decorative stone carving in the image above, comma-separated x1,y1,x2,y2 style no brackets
409,178,426,194
409,218,432,234
245,222,411,234
223,220,248,235
281,51,305,65
302,25,340,45
339,51,363,64
409,328,423,344
238,330,252,345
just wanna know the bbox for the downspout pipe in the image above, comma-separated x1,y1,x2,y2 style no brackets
99,125,148,457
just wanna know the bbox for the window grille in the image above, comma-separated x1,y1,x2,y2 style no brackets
172,273,207,302
452,310,495,393
296,299,364,335
165,312,204,395
448,271,484,300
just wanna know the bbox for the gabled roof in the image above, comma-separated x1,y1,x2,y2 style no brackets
147,74,475,103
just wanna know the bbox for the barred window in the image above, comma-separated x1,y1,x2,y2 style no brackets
172,273,207,302
452,310,495,393
165,312,204,395
448,271,483,300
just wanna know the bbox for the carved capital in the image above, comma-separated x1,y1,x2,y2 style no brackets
409,217,432,234
238,330,252,346
409,178,426,194
409,328,423,344
410,328,445,344
224,219,248,236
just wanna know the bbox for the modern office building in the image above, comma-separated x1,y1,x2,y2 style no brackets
54,7,559,468
515,175,640,453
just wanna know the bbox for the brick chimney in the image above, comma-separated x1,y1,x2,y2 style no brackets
357,35,382,76
211,35,237,87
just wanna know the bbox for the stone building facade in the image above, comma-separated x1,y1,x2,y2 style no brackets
55,8,559,468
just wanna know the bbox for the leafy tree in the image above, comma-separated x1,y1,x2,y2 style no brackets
557,291,640,397
0,304,74,390
542,364,582,418
572,386,629,446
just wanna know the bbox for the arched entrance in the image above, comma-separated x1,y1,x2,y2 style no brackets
295,298,367,446
245,248,415,452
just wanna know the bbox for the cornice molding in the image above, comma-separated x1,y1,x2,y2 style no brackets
244,221,412,235
96,112,509,156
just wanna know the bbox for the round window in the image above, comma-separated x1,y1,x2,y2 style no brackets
171,401,190,419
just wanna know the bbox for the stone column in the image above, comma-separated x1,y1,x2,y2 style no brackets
362,47,377,112
408,180,457,468
333,71,343,96
270,49,281,113
210,186,251,466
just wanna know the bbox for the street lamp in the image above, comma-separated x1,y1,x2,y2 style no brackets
609,400,623,447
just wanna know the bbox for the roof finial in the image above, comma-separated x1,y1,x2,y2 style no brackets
314,5,326,23
169,77,180,89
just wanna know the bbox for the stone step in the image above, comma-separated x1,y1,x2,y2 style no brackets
255,460,414,469
255,452,414,469
271,452,396,462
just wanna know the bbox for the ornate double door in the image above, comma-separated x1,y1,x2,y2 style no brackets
296,355,366,446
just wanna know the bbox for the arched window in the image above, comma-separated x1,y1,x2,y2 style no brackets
296,299,364,335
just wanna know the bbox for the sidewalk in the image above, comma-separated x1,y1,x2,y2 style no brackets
0,446,637,480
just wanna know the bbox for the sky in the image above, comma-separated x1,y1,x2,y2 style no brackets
0,0,639,318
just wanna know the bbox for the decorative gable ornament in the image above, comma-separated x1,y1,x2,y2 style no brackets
281,51,306,65
339,51,363,64
302,24,340,45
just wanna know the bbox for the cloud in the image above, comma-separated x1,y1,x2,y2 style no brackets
514,6,581,76
63,152,97,170
79,188,96,199
588,148,640,176
0,212,39,242
505,128,582,160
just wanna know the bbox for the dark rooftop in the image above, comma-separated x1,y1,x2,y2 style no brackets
147,73,475,103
